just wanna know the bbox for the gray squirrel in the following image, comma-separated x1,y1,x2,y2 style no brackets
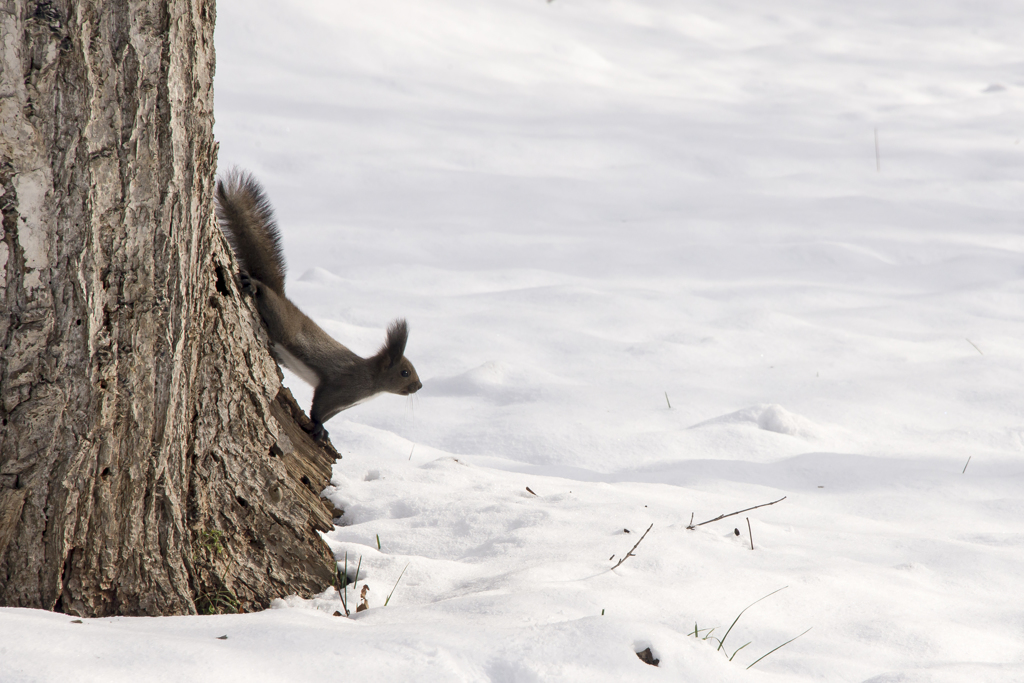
215,170,422,441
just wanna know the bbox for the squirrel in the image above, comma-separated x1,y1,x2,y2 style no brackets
215,170,422,441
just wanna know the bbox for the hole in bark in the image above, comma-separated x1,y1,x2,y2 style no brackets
32,3,62,22
99,381,107,389
101,468,111,478
215,266,231,296
1,419,6,426
236,496,249,508
75,319,82,326
301,475,313,491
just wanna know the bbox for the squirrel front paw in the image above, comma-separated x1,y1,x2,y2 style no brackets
309,421,328,442
238,271,257,295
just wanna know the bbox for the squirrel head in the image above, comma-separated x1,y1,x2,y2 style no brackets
373,319,422,396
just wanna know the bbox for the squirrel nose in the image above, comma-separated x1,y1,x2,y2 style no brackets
409,380,422,393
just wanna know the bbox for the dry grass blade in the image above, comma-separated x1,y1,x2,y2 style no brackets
717,586,787,652
746,627,812,669
385,564,410,606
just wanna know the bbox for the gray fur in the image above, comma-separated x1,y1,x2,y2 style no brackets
216,170,288,296
216,171,422,440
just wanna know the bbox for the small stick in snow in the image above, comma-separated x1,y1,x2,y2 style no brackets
688,512,694,527
746,517,754,550
874,127,880,172
962,456,972,474
665,391,672,409
408,444,416,460
687,496,786,529
526,486,537,496
966,338,983,355
611,523,653,570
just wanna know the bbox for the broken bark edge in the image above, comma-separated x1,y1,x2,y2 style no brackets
188,387,345,617
270,386,344,532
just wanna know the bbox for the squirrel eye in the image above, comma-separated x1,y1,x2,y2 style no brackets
401,369,410,377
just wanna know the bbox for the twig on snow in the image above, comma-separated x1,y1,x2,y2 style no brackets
746,517,754,550
688,497,786,529
966,338,983,355
611,523,653,570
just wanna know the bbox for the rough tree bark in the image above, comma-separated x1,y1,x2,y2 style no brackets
0,0,340,616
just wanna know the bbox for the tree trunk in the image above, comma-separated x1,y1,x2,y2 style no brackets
0,0,339,616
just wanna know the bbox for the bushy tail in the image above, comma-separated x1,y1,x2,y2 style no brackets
215,169,287,295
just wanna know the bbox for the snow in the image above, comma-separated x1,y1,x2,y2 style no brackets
4,0,1024,680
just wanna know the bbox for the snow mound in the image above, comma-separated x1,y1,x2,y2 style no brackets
689,404,822,440
271,587,345,615
296,266,344,284
424,361,559,404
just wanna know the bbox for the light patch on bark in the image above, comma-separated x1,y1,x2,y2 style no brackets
0,242,8,289
1,20,23,99
12,169,51,289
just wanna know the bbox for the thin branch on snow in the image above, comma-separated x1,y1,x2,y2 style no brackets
687,497,786,529
611,523,653,570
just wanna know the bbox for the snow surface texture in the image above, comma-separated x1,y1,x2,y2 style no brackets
3,0,1024,681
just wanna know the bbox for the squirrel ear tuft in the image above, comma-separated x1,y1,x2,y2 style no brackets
378,319,408,369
